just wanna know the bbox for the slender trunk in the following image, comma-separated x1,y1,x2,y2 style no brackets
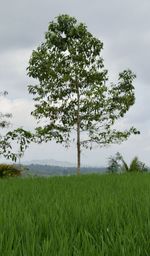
77,85,81,175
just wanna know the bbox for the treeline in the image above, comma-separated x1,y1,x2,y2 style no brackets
24,164,106,176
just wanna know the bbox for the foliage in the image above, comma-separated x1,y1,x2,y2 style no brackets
0,174,150,254
0,164,22,178
129,156,148,172
0,92,34,162
108,152,149,173
0,91,12,129
27,14,139,174
0,128,34,162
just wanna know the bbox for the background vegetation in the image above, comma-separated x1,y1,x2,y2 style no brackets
0,164,22,178
107,152,148,173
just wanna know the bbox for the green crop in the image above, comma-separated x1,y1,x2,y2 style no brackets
0,174,150,255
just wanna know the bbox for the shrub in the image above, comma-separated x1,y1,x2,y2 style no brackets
0,164,22,178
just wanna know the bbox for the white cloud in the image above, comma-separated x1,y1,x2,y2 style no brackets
0,97,35,130
0,48,33,98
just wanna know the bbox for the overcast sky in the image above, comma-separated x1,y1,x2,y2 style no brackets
0,0,150,166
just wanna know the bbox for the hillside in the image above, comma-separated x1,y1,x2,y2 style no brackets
23,164,106,176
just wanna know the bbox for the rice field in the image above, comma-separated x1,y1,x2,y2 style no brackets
0,173,150,255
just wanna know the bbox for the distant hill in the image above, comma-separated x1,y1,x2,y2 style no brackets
22,164,106,176
22,159,75,167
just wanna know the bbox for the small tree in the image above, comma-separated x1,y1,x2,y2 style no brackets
0,92,33,161
0,91,13,159
27,14,139,175
128,157,148,173
107,157,120,173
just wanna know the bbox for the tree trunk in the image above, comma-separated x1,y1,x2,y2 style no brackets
77,86,81,175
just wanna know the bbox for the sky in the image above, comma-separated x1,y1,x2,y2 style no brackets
0,0,150,166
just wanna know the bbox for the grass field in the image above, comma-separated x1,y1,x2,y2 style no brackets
0,173,150,255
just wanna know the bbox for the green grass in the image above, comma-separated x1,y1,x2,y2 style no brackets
0,174,150,255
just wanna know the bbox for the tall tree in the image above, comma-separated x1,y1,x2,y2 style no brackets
27,14,139,175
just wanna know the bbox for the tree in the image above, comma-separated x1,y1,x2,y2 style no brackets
27,14,139,175
0,92,33,161
0,91,13,159
107,152,122,173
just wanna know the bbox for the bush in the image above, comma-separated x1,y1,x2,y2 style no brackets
0,164,22,178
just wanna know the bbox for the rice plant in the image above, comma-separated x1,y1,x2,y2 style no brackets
0,174,150,255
